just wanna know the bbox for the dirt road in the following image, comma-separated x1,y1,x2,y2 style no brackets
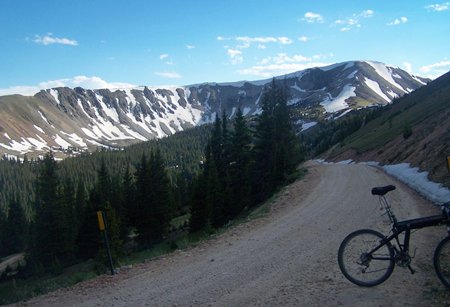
22,162,449,306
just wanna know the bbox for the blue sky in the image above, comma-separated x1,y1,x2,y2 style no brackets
1,0,449,95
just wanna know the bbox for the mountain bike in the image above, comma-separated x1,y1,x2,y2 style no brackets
337,185,450,288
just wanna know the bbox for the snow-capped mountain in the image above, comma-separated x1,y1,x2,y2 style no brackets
0,60,429,158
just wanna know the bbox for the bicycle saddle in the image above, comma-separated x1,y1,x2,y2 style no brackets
371,185,396,196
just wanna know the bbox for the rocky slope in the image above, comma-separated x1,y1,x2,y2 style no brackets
0,60,428,158
325,70,450,187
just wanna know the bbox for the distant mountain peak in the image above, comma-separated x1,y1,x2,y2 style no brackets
0,60,430,159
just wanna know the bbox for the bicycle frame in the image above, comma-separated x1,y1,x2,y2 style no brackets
338,185,450,288
367,195,450,271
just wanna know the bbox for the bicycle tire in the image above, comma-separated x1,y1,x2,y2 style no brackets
338,229,395,287
434,236,450,288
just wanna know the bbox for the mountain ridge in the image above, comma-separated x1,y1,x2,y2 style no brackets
323,70,450,187
0,60,429,158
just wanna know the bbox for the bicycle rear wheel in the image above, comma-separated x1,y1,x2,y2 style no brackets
338,229,395,287
434,236,450,288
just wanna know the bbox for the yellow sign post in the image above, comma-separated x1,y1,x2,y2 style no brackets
97,211,105,231
97,210,114,275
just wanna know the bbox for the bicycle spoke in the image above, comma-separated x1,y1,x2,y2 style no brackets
338,229,395,287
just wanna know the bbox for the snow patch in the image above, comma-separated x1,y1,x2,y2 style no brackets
243,107,252,116
54,134,72,149
344,62,355,70
33,125,45,134
365,61,406,92
301,121,317,131
0,138,34,153
320,84,356,113
383,163,450,204
288,98,301,106
317,160,450,204
27,137,48,150
386,90,398,98
38,111,50,125
291,83,306,92
347,70,358,79
61,132,88,148
364,78,390,102
81,128,98,139
96,94,120,122
319,62,349,72
412,75,427,85
336,109,353,119
49,89,60,104
121,125,147,141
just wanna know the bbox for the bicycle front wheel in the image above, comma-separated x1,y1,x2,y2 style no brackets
434,236,450,288
338,229,395,287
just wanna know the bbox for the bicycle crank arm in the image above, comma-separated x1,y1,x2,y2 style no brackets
408,265,415,274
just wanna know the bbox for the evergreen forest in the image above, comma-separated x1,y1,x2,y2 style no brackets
0,81,303,279
3,74,441,287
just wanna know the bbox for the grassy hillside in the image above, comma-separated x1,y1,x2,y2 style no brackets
327,71,450,186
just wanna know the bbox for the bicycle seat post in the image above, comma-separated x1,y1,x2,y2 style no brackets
380,195,397,225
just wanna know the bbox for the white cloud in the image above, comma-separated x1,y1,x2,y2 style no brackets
334,9,374,31
403,62,413,73
238,62,331,78
387,16,408,26
0,76,137,96
277,37,293,45
236,36,276,44
257,44,267,49
361,10,374,18
235,36,292,46
186,45,195,49
419,60,450,78
303,12,324,23
155,71,182,79
159,53,169,60
227,49,243,65
242,52,332,77
32,33,78,46
217,36,230,41
425,2,449,11
298,36,310,42
259,53,311,65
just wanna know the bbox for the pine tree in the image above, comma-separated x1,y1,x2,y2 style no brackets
135,150,171,246
206,152,225,228
228,108,252,216
76,201,101,260
252,81,278,202
3,195,27,255
252,80,302,203
134,153,151,244
210,113,223,175
59,179,77,262
188,173,209,233
148,149,171,241
121,164,135,238
31,152,69,269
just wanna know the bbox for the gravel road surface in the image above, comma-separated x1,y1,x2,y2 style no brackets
21,162,449,306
